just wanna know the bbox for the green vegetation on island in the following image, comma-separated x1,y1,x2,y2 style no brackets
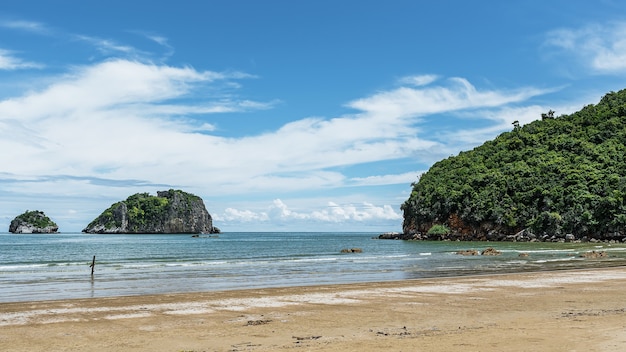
402,89,626,241
95,192,172,230
9,210,59,233
83,189,217,234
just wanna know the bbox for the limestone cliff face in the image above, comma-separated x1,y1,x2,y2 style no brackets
82,189,217,234
9,210,59,234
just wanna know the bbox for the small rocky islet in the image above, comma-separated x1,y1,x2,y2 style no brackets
82,189,219,234
9,210,59,234
7,189,219,235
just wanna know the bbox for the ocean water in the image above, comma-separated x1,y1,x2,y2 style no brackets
1,232,626,303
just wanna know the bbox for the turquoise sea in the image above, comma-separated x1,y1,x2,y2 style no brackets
1,232,626,303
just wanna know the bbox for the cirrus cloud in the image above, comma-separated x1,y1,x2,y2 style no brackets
0,49,42,70
546,21,626,74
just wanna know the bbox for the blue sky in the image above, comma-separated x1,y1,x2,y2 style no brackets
1,0,626,232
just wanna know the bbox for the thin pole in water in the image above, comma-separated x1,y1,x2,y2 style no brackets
89,255,96,276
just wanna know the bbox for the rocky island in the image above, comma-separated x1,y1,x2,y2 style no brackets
400,89,626,243
9,210,59,234
83,189,219,234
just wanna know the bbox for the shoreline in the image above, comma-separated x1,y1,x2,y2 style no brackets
4,232,626,304
1,267,626,351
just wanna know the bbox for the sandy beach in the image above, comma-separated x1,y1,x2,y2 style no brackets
1,267,625,352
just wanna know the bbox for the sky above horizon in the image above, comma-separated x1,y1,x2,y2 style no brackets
1,0,626,232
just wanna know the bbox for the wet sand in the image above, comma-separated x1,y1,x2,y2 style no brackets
1,267,625,351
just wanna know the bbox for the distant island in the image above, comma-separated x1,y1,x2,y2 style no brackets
9,210,59,234
400,89,626,243
83,189,219,234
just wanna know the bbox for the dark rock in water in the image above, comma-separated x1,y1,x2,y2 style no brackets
9,210,59,234
456,249,479,256
378,232,419,240
340,248,363,253
378,232,402,240
481,247,501,256
579,250,607,259
82,189,217,234
456,248,501,256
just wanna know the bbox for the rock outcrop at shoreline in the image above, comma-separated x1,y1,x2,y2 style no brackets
9,210,59,234
83,189,218,234
378,231,626,243
580,250,607,259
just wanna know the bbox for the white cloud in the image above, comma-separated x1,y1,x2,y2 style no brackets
0,49,42,70
220,208,269,222
397,74,439,87
268,199,310,220
349,172,424,186
546,22,626,73
148,35,169,47
0,60,217,118
0,19,49,34
194,122,217,132
312,201,402,222
347,77,547,118
215,199,402,224
75,35,138,56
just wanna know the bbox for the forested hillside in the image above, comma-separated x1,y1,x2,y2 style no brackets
402,89,626,241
